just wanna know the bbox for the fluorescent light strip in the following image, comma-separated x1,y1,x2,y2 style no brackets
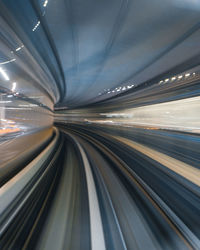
0,58,16,65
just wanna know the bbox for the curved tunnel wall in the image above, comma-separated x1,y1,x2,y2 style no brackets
1,1,200,250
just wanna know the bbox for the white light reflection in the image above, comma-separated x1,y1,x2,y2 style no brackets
0,67,10,81
43,0,48,7
15,45,24,51
12,82,16,92
0,58,16,65
32,21,40,31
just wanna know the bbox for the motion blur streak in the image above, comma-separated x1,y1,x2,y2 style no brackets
1,0,200,250
98,96,200,133
111,135,200,186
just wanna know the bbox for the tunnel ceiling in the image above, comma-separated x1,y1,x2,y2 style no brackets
2,0,200,108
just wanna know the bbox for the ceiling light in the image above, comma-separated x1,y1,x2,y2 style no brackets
0,58,16,65
43,0,48,7
32,21,40,31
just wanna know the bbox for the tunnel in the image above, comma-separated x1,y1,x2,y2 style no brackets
0,0,200,249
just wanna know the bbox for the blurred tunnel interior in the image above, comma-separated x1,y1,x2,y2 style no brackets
1,0,200,249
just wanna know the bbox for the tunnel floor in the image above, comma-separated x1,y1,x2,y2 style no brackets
1,125,200,250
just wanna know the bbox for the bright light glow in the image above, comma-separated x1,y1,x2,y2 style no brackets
0,58,16,65
159,80,164,84
0,67,10,81
32,21,40,31
193,72,196,75
171,77,176,81
178,75,183,79
12,82,16,92
15,45,24,51
165,78,169,82
107,91,111,94
43,0,48,7
19,104,29,107
97,96,200,134
122,87,126,91
117,89,120,92
7,95,13,98
112,90,115,93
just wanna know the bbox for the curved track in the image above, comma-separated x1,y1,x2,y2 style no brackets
1,125,200,250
